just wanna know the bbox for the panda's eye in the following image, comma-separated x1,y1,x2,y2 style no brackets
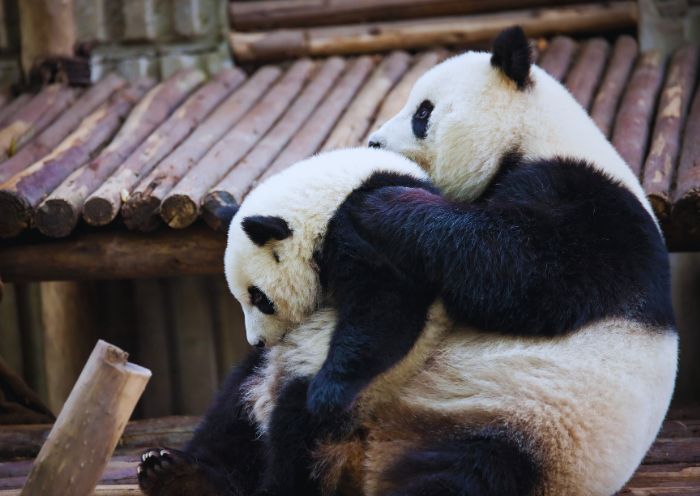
248,286,275,315
412,100,434,139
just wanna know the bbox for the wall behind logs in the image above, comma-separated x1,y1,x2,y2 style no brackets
0,276,250,418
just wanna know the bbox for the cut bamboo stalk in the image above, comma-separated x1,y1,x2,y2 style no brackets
19,340,150,496
160,59,315,229
611,50,665,178
0,85,78,160
83,69,220,227
198,57,345,231
121,68,265,233
0,74,126,184
641,46,698,226
671,82,700,245
590,35,638,137
0,82,152,238
537,35,578,81
200,57,375,232
364,49,446,141
323,51,411,150
34,70,203,238
0,225,225,283
120,68,278,234
230,0,587,31
230,2,637,62
106,69,245,231
0,95,31,129
564,38,610,110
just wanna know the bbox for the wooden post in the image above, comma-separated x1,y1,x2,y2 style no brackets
20,340,150,496
18,0,76,77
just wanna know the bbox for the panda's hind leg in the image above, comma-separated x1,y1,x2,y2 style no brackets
381,432,540,496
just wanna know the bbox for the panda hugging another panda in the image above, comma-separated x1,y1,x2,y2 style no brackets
138,27,678,496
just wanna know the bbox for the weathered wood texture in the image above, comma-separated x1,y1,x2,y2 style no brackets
230,0,589,31
19,340,150,496
538,35,578,81
564,38,610,110
230,2,636,61
33,70,202,238
160,60,314,230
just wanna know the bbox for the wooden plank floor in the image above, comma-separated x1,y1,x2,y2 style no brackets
0,409,699,494
0,36,699,251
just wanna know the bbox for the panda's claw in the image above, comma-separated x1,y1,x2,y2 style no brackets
137,447,229,496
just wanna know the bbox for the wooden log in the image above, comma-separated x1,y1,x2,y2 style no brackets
611,50,665,177
564,38,610,110
323,51,411,150
18,0,76,78
364,49,446,141
196,57,378,231
590,35,638,137
230,2,637,62
621,463,700,495
19,340,150,496
34,71,203,238
198,57,345,231
0,95,32,129
0,416,198,460
670,79,700,246
0,82,153,238
0,85,78,160
5,485,143,496
0,225,226,283
537,35,578,81
160,59,315,230
641,45,698,227
84,69,223,227
39,281,99,413
230,0,587,31
0,74,126,184
133,279,174,418
644,438,700,465
119,67,277,234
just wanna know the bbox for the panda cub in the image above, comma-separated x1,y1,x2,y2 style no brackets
138,146,677,496
305,26,676,418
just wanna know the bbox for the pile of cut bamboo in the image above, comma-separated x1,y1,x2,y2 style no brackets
0,35,699,276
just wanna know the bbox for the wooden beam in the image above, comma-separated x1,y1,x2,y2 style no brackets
20,340,150,496
0,225,226,283
230,2,637,62
230,0,589,31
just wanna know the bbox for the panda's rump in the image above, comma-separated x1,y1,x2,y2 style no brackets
387,319,678,495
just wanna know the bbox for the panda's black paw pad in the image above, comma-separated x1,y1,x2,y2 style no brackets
137,448,195,494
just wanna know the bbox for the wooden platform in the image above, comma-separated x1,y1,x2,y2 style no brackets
0,35,699,283
0,408,698,495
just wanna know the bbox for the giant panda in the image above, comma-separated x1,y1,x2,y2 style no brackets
137,144,677,496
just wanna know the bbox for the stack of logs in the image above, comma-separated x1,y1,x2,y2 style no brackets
0,35,699,251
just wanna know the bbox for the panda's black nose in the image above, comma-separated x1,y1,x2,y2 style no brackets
368,139,384,149
255,339,265,349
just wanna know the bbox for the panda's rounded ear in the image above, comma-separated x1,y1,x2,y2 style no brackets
242,215,292,246
490,26,532,90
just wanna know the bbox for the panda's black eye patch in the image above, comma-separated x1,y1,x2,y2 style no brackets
412,100,434,139
248,286,275,315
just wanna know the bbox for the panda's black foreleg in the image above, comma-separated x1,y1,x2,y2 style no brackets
382,432,540,496
138,350,266,496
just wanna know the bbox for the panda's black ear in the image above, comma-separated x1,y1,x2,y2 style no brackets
490,26,532,90
242,215,292,246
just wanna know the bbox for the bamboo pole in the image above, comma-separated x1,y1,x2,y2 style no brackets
0,82,152,238
33,71,203,238
590,36,638,137
611,50,666,177
564,38,610,110
230,2,637,62
160,59,315,229
119,68,277,233
20,340,150,496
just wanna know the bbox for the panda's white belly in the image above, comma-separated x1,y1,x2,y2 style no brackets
396,318,678,496
243,307,678,496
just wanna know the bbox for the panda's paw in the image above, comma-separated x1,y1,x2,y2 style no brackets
306,372,353,417
137,448,224,496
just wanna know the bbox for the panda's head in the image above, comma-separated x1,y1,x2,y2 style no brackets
224,148,426,347
368,26,573,201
